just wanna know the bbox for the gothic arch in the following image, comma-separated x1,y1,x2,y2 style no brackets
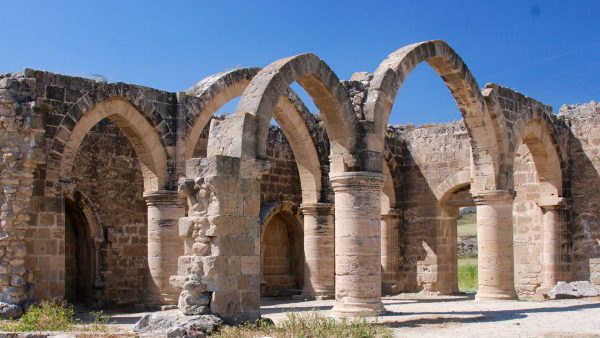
54,96,169,192
212,53,358,173
184,68,325,203
365,40,502,191
434,170,472,202
508,118,564,197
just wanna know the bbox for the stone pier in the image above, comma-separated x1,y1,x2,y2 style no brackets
331,172,385,316
143,190,185,307
172,156,267,323
300,202,335,300
474,190,517,300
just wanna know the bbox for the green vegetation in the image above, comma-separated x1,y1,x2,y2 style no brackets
213,311,393,338
458,257,478,292
457,213,477,237
0,300,112,333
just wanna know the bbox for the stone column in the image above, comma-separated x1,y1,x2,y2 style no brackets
473,190,517,300
539,198,566,293
300,203,335,300
143,190,185,307
381,208,401,295
331,172,385,316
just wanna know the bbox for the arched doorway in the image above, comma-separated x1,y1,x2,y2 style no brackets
511,120,564,297
260,205,303,297
64,195,103,307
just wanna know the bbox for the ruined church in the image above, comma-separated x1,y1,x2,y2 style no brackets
1,40,599,322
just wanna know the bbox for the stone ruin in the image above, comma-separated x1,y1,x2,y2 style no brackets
0,40,599,323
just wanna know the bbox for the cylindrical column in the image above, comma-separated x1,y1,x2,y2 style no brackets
473,190,517,300
143,190,185,307
301,203,335,300
381,209,401,295
331,172,385,316
540,199,565,290
437,210,459,294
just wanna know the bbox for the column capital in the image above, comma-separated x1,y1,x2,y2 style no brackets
329,171,384,192
143,190,182,206
300,202,334,216
472,189,516,205
538,197,568,211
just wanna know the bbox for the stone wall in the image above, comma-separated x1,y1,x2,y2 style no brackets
512,142,543,295
392,121,471,293
262,126,302,206
0,72,45,304
559,102,600,281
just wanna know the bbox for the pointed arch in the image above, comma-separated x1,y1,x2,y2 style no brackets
57,97,168,192
509,118,564,198
184,68,325,203
365,40,502,191
212,53,358,173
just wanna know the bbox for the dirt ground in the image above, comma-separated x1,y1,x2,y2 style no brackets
261,293,600,338
41,293,600,337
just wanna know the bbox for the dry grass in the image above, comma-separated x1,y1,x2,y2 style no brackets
213,311,393,338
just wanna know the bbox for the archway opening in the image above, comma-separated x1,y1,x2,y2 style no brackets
512,124,562,297
64,198,95,305
440,185,477,294
68,118,148,306
260,213,303,297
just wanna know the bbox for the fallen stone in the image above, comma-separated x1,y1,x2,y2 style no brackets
548,281,599,299
0,301,22,319
134,310,221,337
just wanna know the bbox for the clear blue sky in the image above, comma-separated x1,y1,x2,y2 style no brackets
2,1,599,125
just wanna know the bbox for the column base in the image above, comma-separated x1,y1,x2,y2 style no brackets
294,292,335,301
331,302,386,317
382,283,401,296
534,286,553,299
475,288,517,301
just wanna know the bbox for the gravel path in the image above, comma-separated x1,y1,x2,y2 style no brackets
261,294,600,337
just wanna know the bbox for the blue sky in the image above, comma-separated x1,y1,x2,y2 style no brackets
2,1,599,125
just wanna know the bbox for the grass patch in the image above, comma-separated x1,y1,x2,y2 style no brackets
0,300,113,333
457,213,476,237
458,257,478,292
213,311,392,338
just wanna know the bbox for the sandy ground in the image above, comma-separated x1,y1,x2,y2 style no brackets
45,293,600,337
261,293,600,338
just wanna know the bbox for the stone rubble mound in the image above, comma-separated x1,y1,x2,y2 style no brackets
133,311,222,338
548,281,599,299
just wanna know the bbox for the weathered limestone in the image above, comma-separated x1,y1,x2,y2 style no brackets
381,208,401,295
474,190,517,300
331,172,385,316
143,190,185,306
538,199,566,295
435,212,459,295
300,202,334,300
172,156,267,323
0,73,43,306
